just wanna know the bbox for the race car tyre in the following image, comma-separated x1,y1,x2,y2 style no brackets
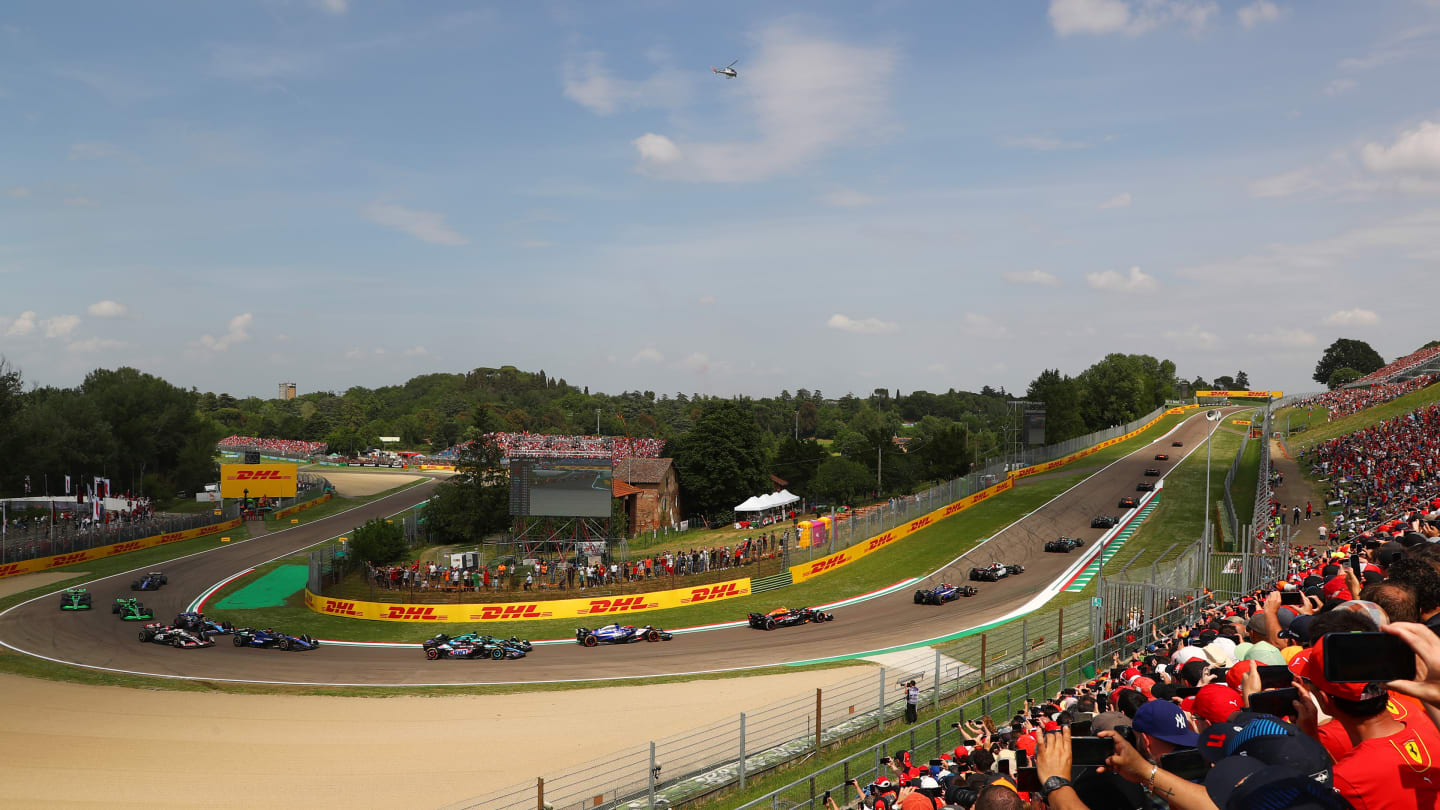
233,635,244,647
915,592,923,604
278,637,291,651
130,582,139,591
139,630,152,642
112,603,119,614
160,576,168,585
645,629,661,642
171,637,184,648
814,613,828,623
764,618,776,631
582,634,598,647
425,647,440,660
491,647,505,660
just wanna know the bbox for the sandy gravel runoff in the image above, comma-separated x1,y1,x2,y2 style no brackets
0,571,88,600
321,471,421,498
0,666,869,809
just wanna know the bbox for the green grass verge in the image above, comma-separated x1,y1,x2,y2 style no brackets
1286,381,1440,452
0,644,867,697
1232,438,1261,528
264,478,428,531
1126,427,1243,554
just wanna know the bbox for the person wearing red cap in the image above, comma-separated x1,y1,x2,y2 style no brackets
1297,634,1440,810
1188,683,1245,730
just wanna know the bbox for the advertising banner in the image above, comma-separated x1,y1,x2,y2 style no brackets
271,493,332,520
219,463,300,498
304,577,753,622
1194,391,1282,399
0,518,242,580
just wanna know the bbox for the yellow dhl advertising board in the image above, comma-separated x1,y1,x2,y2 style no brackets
219,463,299,498
0,518,242,580
272,493,331,520
1195,390,1282,399
304,577,752,622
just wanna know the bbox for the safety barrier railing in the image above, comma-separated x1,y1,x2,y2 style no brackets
0,502,242,564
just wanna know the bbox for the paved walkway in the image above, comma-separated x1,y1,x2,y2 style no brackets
1268,440,1325,546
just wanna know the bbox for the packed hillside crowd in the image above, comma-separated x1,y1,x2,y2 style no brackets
365,532,789,593
434,432,665,460
1351,344,1440,386
1287,375,1435,422
217,435,328,455
837,531,1440,810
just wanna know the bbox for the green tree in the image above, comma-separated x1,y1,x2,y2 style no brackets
1234,370,1250,390
672,400,768,517
350,517,407,565
425,439,511,543
1025,369,1087,443
812,456,873,505
912,418,971,482
772,437,826,495
1326,367,1364,390
1313,339,1384,385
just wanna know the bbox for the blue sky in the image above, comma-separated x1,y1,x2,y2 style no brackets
2,0,1438,399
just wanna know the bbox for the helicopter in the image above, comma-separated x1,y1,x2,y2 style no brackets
711,60,738,79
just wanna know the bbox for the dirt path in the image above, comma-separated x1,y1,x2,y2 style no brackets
1269,440,1325,545
0,666,869,809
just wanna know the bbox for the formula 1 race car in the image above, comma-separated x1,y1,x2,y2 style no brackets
60,587,93,611
131,571,167,591
913,583,978,604
112,597,154,621
969,562,1024,582
576,624,674,646
138,623,214,648
1092,515,1120,529
422,633,522,660
1118,497,1138,509
748,607,834,630
1154,454,1170,461
232,627,320,651
1044,537,1086,553
1172,441,1184,447
174,612,234,635
1136,481,1156,492
1144,468,1162,476
450,633,533,653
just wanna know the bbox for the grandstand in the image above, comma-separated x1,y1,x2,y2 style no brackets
435,432,665,461
1345,342,1440,387
1288,374,1436,421
218,435,328,456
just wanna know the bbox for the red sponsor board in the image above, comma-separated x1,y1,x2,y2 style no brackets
474,604,553,621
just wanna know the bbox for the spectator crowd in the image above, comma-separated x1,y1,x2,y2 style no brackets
1287,375,1435,422
218,435,328,456
435,432,665,461
1350,344,1440,387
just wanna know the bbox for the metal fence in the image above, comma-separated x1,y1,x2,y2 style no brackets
1218,409,1260,547
0,501,242,564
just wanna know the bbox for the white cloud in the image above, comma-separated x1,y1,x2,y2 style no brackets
1048,0,1218,37
1002,270,1063,287
1324,78,1357,96
1085,266,1158,293
631,347,665,364
3,310,36,337
817,188,876,208
1001,135,1088,151
66,337,124,353
402,345,427,357
681,352,711,372
317,0,348,14
41,314,80,338
698,295,717,306
827,313,899,335
1361,121,1440,175
1237,1,1284,29
1246,328,1316,348
632,23,896,182
6,186,30,198
1099,191,1132,209
86,300,127,318
200,312,253,351
363,202,468,246
68,142,122,161
1248,167,1322,198
561,52,691,116
1163,325,1220,350
1323,308,1380,327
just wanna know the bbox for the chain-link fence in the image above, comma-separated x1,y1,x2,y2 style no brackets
0,501,242,564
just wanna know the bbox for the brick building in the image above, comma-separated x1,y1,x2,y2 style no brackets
612,458,681,534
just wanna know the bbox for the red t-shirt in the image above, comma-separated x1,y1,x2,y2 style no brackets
1333,713,1440,810
1317,692,1433,762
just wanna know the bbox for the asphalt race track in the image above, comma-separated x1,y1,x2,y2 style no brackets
0,410,1230,686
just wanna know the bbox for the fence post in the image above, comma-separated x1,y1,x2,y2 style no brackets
1057,607,1063,653
980,634,987,687
739,712,747,790
1021,619,1028,675
934,648,942,710
537,777,544,810
877,667,887,733
648,740,656,808
816,688,823,754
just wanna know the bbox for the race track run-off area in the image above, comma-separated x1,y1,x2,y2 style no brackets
0,410,1229,687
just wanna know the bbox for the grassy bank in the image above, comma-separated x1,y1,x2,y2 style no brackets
1286,381,1440,451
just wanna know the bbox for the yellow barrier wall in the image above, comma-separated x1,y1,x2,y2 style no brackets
1195,390,1281,398
303,577,752,622
0,517,244,579
272,492,332,520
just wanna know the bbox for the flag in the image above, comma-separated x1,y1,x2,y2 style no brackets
24,476,30,494
65,475,71,494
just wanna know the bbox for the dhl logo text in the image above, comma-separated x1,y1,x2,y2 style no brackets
385,606,444,620
46,553,89,568
908,516,932,532
106,542,143,555
475,604,551,620
580,596,655,614
681,582,746,604
232,470,289,480
324,600,365,617
867,532,897,550
807,555,849,576
0,564,23,577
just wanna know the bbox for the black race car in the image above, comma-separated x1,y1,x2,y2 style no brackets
1092,515,1120,529
1136,481,1156,492
131,571,167,591
1044,537,1085,553
1118,497,1138,509
174,612,233,635
138,623,214,649
913,583,977,604
1154,454,1170,461
1172,441,1183,447
1144,468,1161,476
60,587,93,611
747,607,834,630
969,562,1024,582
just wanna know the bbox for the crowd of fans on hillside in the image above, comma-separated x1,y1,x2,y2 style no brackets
826,400,1440,810
217,435,328,455
1351,344,1440,387
1287,375,1435,422
434,432,666,460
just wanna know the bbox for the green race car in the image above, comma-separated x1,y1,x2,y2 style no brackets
60,587,93,611
112,597,154,621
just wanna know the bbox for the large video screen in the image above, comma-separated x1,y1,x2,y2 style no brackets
509,457,614,518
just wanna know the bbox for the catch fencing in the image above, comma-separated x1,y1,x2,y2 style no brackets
1219,409,1259,547
0,502,242,564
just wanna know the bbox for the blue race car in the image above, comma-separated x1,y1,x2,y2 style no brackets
231,627,320,651
174,612,233,635
131,571,167,591
422,634,525,660
914,583,978,605
576,624,673,647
